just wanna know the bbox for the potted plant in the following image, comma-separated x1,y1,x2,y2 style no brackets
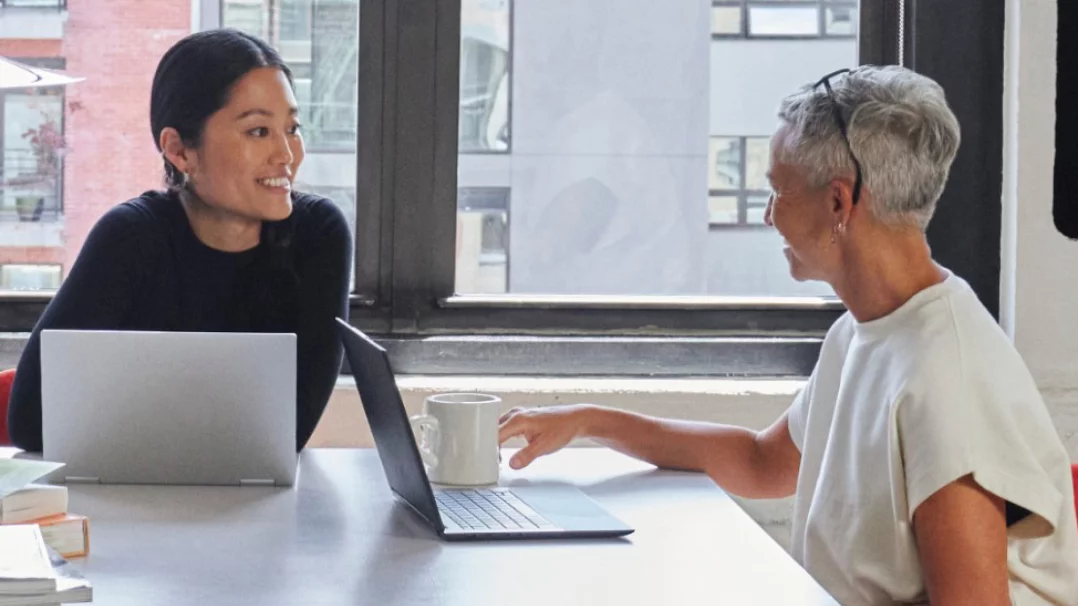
5,113,65,222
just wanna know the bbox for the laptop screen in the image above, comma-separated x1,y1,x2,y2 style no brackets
335,319,443,528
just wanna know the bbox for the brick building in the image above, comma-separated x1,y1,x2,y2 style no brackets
0,0,188,288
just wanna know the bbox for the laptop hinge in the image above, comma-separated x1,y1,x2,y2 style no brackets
64,477,101,484
239,479,275,486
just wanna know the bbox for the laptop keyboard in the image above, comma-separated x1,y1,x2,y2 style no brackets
436,488,558,532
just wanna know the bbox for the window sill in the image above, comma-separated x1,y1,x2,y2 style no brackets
316,374,804,448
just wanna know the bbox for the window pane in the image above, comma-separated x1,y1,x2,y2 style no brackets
748,7,819,37
456,188,509,293
825,6,858,36
708,195,739,225
0,4,359,294
223,2,266,38
711,6,741,36
746,195,770,225
708,136,741,190
745,137,771,191
0,264,61,290
4,0,66,6
460,0,511,152
452,0,853,296
280,0,312,42
2,90,63,224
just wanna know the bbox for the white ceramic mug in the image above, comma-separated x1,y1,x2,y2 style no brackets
409,393,502,486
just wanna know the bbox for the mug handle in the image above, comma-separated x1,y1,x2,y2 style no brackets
408,414,440,470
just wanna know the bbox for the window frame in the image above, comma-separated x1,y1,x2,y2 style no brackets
0,0,1005,378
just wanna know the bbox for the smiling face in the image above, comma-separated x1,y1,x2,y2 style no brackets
763,125,840,283
167,66,304,222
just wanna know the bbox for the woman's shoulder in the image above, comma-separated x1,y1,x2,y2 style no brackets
88,190,178,241
289,191,347,224
287,191,351,243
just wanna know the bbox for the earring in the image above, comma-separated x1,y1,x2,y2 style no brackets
830,225,838,244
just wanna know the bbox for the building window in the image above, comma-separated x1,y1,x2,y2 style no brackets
459,0,511,153
708,135,771,227
456,187,509,293
0,0,68,7
711,1,858,39
0,264,61,290
0,58,66,224
223,0,356,151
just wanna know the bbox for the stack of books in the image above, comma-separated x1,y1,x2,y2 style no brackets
0,525,92,605
0,483,90,559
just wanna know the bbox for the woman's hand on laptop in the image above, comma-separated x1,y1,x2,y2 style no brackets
498,404,594,469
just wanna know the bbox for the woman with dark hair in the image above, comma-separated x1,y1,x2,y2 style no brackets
7,29,353,452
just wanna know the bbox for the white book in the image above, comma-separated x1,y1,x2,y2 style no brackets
0,484,68,525
0,546,91,605
0,525,57,595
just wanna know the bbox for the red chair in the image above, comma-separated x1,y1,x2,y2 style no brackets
1072,464,1078,530
0,368,14,446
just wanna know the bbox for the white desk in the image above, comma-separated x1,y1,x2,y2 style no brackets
60,449,837,605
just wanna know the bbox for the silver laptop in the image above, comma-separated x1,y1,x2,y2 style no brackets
40,330,298,486
336,319,634,541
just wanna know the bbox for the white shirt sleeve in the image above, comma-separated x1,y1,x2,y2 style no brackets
896,380,1065,538
786,369,816,453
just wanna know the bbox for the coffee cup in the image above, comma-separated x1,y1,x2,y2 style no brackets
408,393,502,486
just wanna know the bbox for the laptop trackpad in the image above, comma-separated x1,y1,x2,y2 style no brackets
510,485,632,533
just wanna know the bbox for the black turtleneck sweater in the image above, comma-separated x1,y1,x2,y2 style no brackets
8,189,353,452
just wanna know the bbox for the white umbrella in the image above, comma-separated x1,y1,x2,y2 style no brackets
0,56,83,91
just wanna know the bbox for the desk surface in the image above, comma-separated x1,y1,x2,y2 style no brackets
61,449,836,606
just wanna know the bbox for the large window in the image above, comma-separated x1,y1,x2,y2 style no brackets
0,0,1007,377
455,0,851,297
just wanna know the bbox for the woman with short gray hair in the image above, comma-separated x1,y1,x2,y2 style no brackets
498,66,1078,605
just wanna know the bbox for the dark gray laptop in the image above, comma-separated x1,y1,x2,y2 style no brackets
336,319,634,541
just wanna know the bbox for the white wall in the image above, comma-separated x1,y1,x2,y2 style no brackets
1006,0,1078,456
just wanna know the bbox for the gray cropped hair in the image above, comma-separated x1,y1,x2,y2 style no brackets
775,65,961,229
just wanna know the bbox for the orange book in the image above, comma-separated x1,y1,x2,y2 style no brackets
33,514,90,559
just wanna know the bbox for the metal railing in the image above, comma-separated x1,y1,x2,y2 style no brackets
0,0,67,8
0,149,62,222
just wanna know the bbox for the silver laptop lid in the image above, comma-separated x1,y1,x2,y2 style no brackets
41,330,298,486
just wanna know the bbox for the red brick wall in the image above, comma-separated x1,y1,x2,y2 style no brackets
0,39,61,57
0,2,190,276
60,1,191,274
0,247,64,265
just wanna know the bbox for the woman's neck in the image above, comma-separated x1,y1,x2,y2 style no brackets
178,189,261,252
830,228,947,324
